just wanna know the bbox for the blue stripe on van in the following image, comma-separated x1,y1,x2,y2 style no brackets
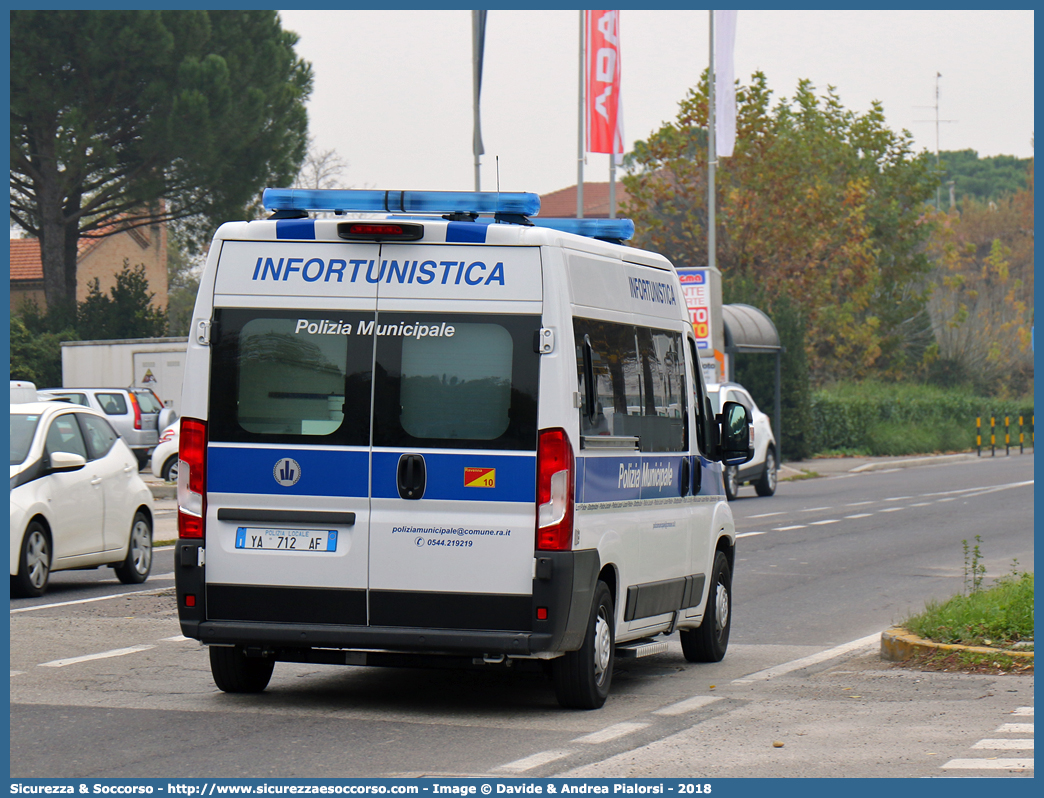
445,221,487,244
371,451,535,502
578,454,714,502
275,219,316,240
207,446,369,497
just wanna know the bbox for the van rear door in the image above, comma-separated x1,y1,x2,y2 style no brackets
203,239,378,626
366,242,543,633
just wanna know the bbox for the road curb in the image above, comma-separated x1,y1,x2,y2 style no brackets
851,453,977,472
880,626,1034,662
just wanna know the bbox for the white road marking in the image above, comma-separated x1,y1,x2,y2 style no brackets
11,671,25,677
809,519,839,525
773,525,806,531
1013,707,1034,716
653,695,721,716
997,723,1035,734
802,506,832,512
496,750,574,772
909,502,932,507
732,632,880,684
39,644,156,668
845,501,873,507
936,497,956,502
160,635,190,642
11,586,172,614
879,507,905,513
941,758,1033,770
844,514,872,519
747,512,784,519
972,739,1033,750
737,531,766,539
571,722,648,744
883,496,912,502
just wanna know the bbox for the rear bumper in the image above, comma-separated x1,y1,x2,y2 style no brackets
176,542,600,657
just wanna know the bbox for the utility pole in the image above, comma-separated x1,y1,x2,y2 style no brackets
914,72,957,210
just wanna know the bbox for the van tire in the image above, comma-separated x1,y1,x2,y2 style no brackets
553,580,615,709
680,551,731,663
210,645,275,693
754,447,777,497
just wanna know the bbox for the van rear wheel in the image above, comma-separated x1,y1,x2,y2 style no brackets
680,551,732,663
209,645,275,693
553,580,614,709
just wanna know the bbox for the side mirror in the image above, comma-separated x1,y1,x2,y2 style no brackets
50,451,87,472
717,401,754,465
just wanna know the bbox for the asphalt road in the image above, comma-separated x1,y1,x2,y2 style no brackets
9,455,1034,779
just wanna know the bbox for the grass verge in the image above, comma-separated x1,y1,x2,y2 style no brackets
902,571,1034,650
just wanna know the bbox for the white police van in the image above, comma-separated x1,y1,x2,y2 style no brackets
174,189,753,709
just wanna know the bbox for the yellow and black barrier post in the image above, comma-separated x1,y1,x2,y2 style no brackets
1005,416,1010,455
976,417,981,456
1019,416,1024,454
990,416,996,456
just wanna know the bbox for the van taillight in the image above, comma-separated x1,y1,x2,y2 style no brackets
177,418,207,539
129,392,142,430
536,428,574,551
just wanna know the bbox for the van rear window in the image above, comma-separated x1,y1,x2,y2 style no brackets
208,309,539,451
373,313,539,451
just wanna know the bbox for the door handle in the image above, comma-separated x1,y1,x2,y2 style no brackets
91,476,103,486
396,454,426,500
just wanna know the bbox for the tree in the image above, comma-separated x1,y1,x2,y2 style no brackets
77,261,168,340
10,315,77,387
924,162,1034,396
936,149,1033,209
166,230,203,337
295,137,349,191
10,10,313,314
623,72,939,384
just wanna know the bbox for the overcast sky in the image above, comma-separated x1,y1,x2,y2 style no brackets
278,9,1034,199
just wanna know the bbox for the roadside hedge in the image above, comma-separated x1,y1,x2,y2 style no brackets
810,381,1034,457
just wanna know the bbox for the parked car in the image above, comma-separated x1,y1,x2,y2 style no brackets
706,382,777,500
38,387,173,469
150,419,180,482
10,401,154,597
10,380,38,404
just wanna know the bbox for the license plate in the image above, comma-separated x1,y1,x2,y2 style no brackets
235,527,338,552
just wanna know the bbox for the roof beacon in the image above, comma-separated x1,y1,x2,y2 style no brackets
262,188,541,217
531,217,635,241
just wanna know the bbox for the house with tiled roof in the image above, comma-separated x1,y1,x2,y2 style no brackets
538,181,632,218
9,220,168,314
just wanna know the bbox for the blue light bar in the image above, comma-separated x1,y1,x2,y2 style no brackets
530,217,635,241
262,188,540,217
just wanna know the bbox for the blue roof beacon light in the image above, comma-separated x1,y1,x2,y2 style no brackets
262,188,541,217
530,217,635,241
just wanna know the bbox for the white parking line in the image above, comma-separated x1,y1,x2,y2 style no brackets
809,519,839,525
571,722,648,744
997,723,1035,734
39,644,156,668
732,632,880,684
972,739,1033,750
802,506,832,512
941,759,1033,770
879,507,904,513
845,501,873,507
883,496,912,502
653,695,721,716
1013,707,1034,716
773,525,806,531
747,512,784,519
737,531,766,538
909,502,932,507
844,513,872,519
496,750,573,773
11,585,172,614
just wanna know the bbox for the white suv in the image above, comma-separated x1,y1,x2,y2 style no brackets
706,382,777,500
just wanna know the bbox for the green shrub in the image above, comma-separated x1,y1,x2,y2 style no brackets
811,380,1033,455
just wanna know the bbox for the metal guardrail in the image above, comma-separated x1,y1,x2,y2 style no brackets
977,415,1033,456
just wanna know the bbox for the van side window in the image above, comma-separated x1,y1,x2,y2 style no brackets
574,318,686,452
687,338,713,457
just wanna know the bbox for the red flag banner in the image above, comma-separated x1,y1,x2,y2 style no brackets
586,10,623,156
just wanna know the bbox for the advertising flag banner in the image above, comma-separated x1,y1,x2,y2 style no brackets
586,10,623,158
714,9,738,158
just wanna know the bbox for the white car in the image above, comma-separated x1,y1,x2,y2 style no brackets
150,419,180,482
706,382,777,500
10,401,154,597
